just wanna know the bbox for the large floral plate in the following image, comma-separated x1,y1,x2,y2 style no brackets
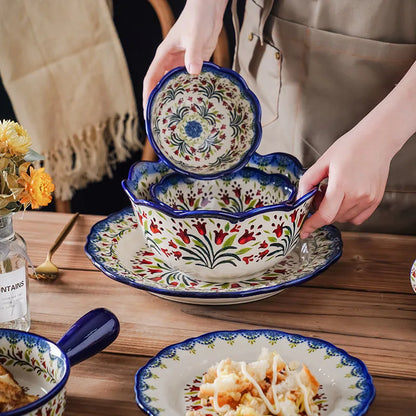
135,329,375,416
85,208,342,305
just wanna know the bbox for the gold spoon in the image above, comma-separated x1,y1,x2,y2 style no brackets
32,212,79,280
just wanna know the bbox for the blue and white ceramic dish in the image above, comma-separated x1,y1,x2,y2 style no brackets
84,207,342,305
150,168,296,217
146,62,262,178
0,308,119,416
411,259,416,293
135,329,375,416
122,152,317,282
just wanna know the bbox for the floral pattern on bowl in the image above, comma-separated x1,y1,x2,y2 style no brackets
0,330,68,416
123,152,305,204
146,62,262,178
137,204,312,282
85,207,342,305
135,329,375,416
122,153,317,282
150,168,295,215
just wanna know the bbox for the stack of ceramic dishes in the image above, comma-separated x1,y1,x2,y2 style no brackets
124,62,319,283
87,152,342,305
86,62,343,305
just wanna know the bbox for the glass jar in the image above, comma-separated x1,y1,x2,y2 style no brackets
0,214,31,331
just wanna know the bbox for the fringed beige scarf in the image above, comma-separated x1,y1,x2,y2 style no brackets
0,0,140,200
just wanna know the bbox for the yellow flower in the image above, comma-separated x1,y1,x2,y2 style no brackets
18,167,55,209
0,120,32,156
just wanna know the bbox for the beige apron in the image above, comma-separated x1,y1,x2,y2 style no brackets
234,0,416,234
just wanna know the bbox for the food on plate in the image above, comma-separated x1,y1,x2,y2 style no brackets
0,364,38,411
186,348,320,416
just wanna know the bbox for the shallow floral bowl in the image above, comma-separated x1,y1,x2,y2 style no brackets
122,152,317,283
135,329,375,416
0,308,119,416
150,167,295,215
146,61,262,178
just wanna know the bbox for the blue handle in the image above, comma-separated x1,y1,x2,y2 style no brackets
56,308,120,366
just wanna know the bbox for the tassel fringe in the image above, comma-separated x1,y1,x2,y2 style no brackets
45,112,142,200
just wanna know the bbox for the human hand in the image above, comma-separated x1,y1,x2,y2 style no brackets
297,128,393,239
142,0,228,111
298,59,416,238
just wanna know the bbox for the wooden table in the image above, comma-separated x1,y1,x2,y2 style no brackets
13,211,416,415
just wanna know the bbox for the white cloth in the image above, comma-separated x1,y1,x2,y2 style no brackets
0,0,140,200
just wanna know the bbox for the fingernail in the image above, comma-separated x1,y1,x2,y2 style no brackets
300,232,309,240
188,64,200,75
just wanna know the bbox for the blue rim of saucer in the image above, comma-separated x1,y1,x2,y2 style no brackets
145,61,262,179
135,329,376,416
84,207,342,299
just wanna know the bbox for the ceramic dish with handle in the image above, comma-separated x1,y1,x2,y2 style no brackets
0,308,119,416
135,329,375,416
146,61,262,179
122,153,317,282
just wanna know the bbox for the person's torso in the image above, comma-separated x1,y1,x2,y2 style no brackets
234,0,416,233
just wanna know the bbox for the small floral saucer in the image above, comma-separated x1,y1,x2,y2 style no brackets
135,329,375,416
85,208,342,305
411,260,416,293
146,62,262,178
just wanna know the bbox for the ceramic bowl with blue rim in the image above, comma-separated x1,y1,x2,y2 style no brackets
135,329,375,416
0,308,119,416
146,61,262,178
149,168,296,215
122,152,317,282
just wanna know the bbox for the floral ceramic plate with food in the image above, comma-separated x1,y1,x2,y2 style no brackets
85,208,342,305
135,329,375,416
146,62,262,178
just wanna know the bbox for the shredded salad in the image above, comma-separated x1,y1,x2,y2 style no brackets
186,348,320,416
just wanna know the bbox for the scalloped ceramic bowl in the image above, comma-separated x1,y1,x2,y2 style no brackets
146,62,262,178
0,308,119,416
135,329,375,416
122,152,317,283
150,168,295,215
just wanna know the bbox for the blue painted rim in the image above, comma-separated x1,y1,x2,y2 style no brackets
148,167,297,221
123,179,316,222
84,207,343,299
122,166,317,224
145,61,262,179
134,329,376,416
121,152,318,219
0,329,71,416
